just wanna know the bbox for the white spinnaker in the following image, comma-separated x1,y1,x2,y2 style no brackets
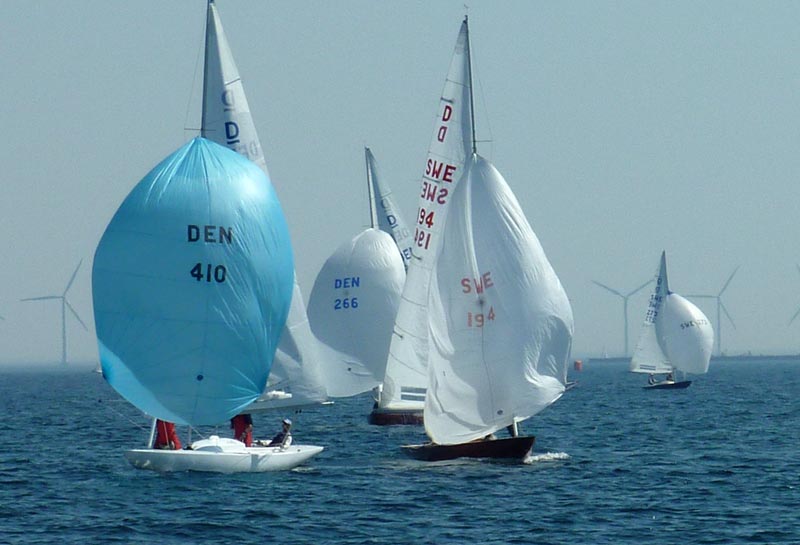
424,155,573,445
308,229,406,397
658,293,714,375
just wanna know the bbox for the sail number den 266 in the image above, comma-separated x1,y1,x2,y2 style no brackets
188,224,231,283
333,276,360,311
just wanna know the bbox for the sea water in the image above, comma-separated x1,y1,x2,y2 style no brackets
1,358,797,544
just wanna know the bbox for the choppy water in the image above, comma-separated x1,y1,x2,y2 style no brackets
1,358,798,544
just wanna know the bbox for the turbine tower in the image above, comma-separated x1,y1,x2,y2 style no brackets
21,260,88,365
788,264,800,326
592,278,653,356
686,266,739,356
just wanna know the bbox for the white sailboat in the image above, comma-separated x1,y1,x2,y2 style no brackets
201,0,327,410
630,251,714,389
403,153,574,462
93,137,323,473
305,148,407,398
370,16,475,426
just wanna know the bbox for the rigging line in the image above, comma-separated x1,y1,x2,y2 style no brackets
184,9,207,139
96,398,151,432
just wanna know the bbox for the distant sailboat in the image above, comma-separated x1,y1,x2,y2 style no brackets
93,137,323,473
402,154,574,462
200,0,327,410
370,16,475,426
630,251,714,389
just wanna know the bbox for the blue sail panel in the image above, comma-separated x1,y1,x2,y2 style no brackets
92,137,294,425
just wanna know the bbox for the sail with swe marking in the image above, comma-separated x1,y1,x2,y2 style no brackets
201,0,327,407
308,229,406,397
365,147,413,269
380,17,474,412
92,137,294,426
425,155,573,445
630,251,714,375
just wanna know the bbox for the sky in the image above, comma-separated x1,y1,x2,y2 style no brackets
2,1,800,365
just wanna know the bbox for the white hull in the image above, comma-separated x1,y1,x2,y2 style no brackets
125,436,323,473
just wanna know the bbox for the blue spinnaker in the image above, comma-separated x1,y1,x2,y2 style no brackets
92,137,294,425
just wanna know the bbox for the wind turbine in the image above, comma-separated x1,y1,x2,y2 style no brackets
592,277,653,356
686,266,739,356
788,264,800,326
21,260,88,365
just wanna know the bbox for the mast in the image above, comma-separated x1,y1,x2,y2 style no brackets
200,0,213,136
464,15,477,155
365,147,377,229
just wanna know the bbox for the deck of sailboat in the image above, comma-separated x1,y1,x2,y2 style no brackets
401,436,535,462
367,406,424,426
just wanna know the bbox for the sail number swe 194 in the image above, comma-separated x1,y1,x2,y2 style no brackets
462,272,495,327
188,224,231,283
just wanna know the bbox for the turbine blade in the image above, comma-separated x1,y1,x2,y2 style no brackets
65,300,89,331
788,307,800,326
591,280,624,298
685,294,715,300
63,259,83,295
718,266,739,296
720,301,736,330
796,263,800,276
626,278,653,297
20,295,61,302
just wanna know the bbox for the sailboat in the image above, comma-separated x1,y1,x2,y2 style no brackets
200,0,327,410
93,137,323,473
402,153,574,462
369,16,475,426
630,251,714,389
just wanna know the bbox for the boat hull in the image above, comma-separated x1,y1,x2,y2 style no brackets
644,380,692,390
125,436,323,473
402,436,535,462
367,407,423,426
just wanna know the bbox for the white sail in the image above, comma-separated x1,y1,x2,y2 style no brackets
631,251,714,376
201,1,327,407
365,147,413,268
308,229,406,397
630,252,673,374
424,155,573,445
380,17,474,412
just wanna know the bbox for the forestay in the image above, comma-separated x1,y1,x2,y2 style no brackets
381,17,474,412
425,155,573,445
93,137,294,426
308,229,406,397
201,0,327,407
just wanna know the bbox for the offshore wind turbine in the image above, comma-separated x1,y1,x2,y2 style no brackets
21,260,88,365
686,266,739,356
592,277,653,356
788,264,800,326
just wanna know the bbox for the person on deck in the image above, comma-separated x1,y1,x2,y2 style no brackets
269,418,292,448
666,372,674,382
231,413,253,447
648,374,656,385
153,419,182,450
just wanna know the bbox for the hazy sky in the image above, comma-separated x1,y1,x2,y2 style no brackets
2,1,800,365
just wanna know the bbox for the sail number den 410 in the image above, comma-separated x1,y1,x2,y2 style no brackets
188,224,232,283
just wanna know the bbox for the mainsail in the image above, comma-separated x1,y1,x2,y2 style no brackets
93,137,294,426
200,0,327,406
380,17,475,412
424,155,573,445
365,147,413,269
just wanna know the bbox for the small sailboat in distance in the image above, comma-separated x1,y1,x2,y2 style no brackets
630,251,714,389
93,137,323,473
